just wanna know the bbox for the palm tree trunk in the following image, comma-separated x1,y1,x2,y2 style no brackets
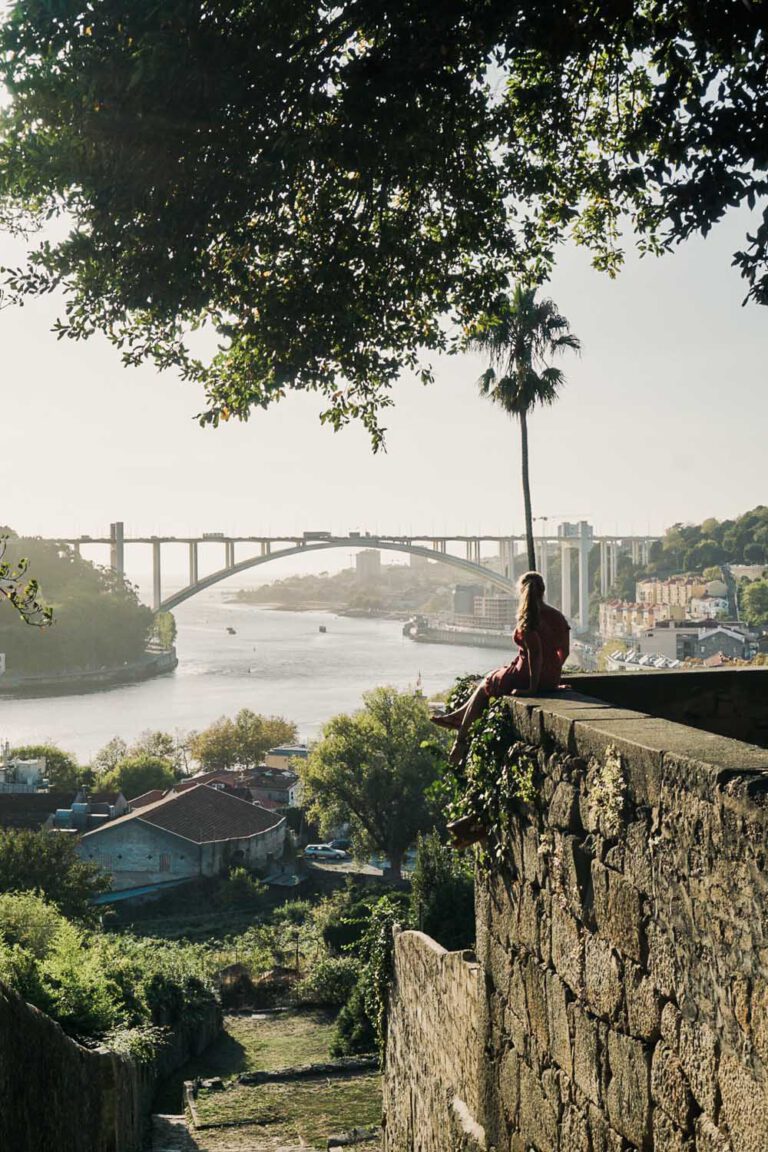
520,410,536,570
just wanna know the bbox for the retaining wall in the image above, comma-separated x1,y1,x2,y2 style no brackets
0,982,221,1152
384,673,768,1151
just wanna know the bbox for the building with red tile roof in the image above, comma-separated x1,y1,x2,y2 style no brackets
78,785,285,893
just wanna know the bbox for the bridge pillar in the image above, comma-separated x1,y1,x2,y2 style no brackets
538,536,548,590
109,521,125,577
560,543,572,621
600,540,609,597
260,540,271,557
152,540,162,612
72,541,81,556
577,525,592,633
188,542,198,586
609,541,619,588
641,539,651,566
226,540,235,569
631,540,640,565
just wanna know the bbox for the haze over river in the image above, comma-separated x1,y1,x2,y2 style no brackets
0,593,506,762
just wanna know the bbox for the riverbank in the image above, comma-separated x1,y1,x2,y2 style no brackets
0,647,178,699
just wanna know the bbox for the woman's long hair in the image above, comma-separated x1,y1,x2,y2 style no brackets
517,571,545,633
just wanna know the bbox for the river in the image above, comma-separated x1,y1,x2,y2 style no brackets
0,593,511,762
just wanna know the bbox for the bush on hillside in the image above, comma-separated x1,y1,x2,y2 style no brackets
296,955,360,1007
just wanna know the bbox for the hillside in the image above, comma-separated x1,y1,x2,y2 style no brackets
0,531,156,675
233,561,455,616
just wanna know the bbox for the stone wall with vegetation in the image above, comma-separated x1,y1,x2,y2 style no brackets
384,672,768,1151
0,980,221,1152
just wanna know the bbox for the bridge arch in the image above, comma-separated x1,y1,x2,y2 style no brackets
159,538,517,612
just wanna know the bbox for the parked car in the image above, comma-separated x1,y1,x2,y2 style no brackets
304,844,347,860
328,839,352,852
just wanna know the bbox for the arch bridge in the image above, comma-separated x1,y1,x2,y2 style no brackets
56,523,658,633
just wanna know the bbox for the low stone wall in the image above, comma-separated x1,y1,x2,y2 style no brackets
384,681,768,1151
383,932,486,1151
0,982,221,1152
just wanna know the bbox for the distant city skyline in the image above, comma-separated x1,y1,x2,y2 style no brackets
2,205,766,572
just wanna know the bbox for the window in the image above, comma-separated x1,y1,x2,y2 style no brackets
159,853,171,873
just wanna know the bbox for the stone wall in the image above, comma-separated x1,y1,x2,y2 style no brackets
383,931,486,1151
0,981,221,1152
384,678,768,1151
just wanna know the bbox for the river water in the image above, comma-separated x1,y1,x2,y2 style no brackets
0,594,509,762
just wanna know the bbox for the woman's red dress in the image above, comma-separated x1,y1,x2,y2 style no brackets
484,604,570,696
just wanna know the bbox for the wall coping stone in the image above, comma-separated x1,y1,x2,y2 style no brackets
509,689,768,809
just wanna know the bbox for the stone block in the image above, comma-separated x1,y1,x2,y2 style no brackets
695,1114,733,1152
569,1002,602,1106
592,861,645,964
750,977,768,1068
587,1104,626,1152
647,921,680,1000
718,1050,768,1152
584,933,623,1022
661,1002,682,1048
551,900,584,996
654,1106,694,1152
498,1046,521,1129
553,832,592,920
625,965,662,1042
518,1058,559,1152
606,1029,652,1149
624,817,654,894
515,882,543,958
652,1043,694,1130
546,969,572,1077
679,1018,718,1117
549,781,582,832
559,1103,591,1152
522,958,549,1065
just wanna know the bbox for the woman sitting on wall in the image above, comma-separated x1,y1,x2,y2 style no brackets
433,571,570,767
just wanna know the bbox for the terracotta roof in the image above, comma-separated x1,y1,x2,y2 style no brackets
249,792,282,812
173,771,239,792
130,789,167,809
82,784,283,844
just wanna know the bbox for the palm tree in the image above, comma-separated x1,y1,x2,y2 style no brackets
466,285,581,571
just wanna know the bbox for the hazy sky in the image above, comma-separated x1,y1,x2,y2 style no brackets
2,207,766,582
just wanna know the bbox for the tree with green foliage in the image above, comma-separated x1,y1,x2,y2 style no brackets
91,736,128,776
101,755,177,800
0,4,766,444
9,743,80,790
742,581,768,630
188,710,297,771
0,535,153,675
466,286,580,569
0,535,51,626
410,831,474,952
683,539,726,573
302,687,445,880
0,829,109,919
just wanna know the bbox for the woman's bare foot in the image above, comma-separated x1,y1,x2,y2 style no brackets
431,713,463,731
447,814,486,849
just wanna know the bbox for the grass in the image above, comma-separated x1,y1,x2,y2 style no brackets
192,1074,382,1147
154,1009,339,1112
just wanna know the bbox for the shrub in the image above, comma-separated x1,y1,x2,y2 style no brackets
217,866,267,908
271,899,312,926
296,956,360,1007
331,982,376,1057
410,831,475,952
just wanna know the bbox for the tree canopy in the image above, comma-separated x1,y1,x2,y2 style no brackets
300,686,445,878
188,709,298,770
9,744,80,791
0,829,109,920
0,535,154,675
0,2,765,443
100,755,177,799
